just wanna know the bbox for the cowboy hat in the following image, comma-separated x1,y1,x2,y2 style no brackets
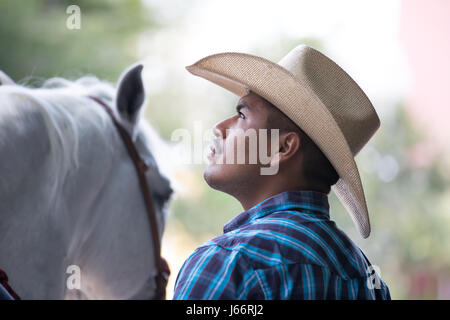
186,44,380,238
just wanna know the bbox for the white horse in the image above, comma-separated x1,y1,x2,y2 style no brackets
0,64,173,299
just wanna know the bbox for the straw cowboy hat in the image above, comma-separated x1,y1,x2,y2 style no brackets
186,44,380,238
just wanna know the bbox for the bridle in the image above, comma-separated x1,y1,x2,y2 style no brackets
88,96,169,300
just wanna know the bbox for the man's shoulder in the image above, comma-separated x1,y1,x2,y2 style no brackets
202,214,326,265
203,212,372,279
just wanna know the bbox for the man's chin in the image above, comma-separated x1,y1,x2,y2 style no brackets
203,164,221,191
203,163,235,193
203,162,253,196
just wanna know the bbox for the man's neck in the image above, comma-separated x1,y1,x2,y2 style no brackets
236,180,330,211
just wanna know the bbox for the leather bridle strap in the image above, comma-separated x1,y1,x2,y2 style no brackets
88,96,169,300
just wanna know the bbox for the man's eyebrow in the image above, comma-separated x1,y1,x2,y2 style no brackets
236,103,249,112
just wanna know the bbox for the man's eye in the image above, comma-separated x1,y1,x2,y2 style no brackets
238,111,245,119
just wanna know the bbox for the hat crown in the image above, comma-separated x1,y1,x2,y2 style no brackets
278,45,380,156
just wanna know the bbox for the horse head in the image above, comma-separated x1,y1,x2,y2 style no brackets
0,64,173,299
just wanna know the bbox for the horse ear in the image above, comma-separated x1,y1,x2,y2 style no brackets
0,70,15,85
115,63,145,125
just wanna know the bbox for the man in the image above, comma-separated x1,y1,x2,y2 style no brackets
173,45,391,299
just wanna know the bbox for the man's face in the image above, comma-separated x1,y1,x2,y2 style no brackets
204,92,275,196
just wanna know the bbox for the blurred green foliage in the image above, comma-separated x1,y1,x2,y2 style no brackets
0,0,155,83
330,102,450,298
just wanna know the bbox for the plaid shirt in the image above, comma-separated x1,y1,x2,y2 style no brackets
173,190,391,300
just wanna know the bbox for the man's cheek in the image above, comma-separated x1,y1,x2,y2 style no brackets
220,136,235,164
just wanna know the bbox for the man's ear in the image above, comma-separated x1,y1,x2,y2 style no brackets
115,63,145,127
270,131,301,167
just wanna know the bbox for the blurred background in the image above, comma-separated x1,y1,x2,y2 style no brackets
1,0,449,299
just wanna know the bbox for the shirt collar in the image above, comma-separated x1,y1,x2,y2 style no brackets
223,190,330,233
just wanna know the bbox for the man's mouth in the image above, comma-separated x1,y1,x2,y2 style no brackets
207,138,222,160
208,145,216,157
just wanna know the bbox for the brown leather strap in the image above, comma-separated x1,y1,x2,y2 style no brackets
88,96,169,299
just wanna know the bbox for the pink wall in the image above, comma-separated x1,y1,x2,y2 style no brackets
400,0,450,155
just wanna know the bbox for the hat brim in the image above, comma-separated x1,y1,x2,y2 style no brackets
187,52,371,238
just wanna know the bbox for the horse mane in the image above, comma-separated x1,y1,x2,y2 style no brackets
0,76,121,204
1,74,173,205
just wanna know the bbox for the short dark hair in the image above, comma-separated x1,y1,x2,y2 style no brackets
265,99,339,190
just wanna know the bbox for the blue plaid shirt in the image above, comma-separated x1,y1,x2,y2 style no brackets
173,190,391,300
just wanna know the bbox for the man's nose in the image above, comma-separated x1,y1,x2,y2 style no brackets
213,117,232,139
